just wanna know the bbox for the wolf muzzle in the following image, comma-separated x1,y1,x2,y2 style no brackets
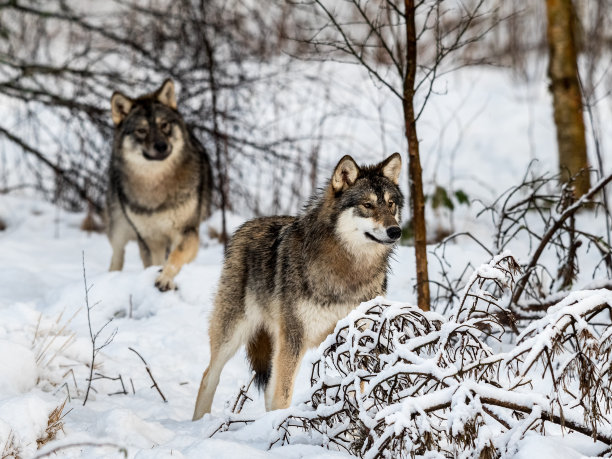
143,141,172,161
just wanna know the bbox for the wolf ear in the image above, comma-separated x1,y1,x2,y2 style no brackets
156,79,177,109
111,92,133,125
332,155,360,193
380,152,402,185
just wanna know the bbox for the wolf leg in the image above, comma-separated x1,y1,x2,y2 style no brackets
267,329,305,411
148,239,167,266
155,229,199,291
109,245,126,271
137,239,152,268
108,219,134,271
192,320,245,420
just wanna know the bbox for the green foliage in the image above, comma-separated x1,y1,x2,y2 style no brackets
401,186,470,245
431,185,454,210
454,189,469,205
427,185,470,211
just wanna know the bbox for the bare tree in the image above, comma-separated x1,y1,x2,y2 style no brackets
546,0,590,196
290,0,498,311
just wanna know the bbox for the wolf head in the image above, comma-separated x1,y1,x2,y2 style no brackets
110,79,186,164
330,153,404,254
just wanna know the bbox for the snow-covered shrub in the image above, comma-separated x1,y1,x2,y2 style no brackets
433,168,612,319
271,255,612,458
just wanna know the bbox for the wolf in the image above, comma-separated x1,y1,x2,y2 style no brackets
106,79,213,291
192,153,403,419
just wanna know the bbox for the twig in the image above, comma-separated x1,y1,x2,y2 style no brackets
82,252,117,406
128,347,167,403
62,368,80,397
511,173,612,305
34,442,127,459
231,372,256,414
91,373,128,396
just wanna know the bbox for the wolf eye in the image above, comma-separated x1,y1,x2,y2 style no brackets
135,128,147,137
160,121,171,133
388,201,395,208
362,202,373,209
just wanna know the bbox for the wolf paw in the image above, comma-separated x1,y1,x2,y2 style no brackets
154,275,177,292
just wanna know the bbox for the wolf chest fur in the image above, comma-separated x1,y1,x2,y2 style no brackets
193,153,404,419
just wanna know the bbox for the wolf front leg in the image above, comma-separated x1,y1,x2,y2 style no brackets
109,243,126,271
137,239,153,268
108,217,135,271
266,325,305,411
155,228,199,291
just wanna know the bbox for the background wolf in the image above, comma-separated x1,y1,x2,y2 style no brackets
106,79,213,291
193,153,403,419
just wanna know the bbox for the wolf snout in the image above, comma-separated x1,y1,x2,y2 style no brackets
154,140,169,154
144,141,172,160
386,226,401,240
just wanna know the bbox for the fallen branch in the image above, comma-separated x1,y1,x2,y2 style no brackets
34,441,127,458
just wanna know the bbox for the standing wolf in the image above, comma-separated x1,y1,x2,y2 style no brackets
106,79,213,291
193,153,403,419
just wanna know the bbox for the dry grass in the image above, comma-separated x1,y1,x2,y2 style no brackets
2,401,70,458
1,431,20,459
32,309,81,396
36,400,68,449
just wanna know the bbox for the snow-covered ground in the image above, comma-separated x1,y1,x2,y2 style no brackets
0,196,339,457
0,63,611,457
0,195,607,458
0,193,421,458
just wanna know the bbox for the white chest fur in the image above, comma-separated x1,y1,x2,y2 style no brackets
297,300,357,348
127,198,197,242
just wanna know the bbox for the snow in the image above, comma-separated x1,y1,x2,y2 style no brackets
2,191,609,456
0,393,56,457
512,435,589,459
0,59,611,457
0,194,356,458
0,341,37,395
0,193,422,456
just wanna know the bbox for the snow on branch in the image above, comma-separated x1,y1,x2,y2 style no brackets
269,255,612,457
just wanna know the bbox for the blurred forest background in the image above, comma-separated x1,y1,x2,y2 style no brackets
1,0,610,217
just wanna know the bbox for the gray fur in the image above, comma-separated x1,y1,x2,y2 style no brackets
106,79,213,291
193,153,404,418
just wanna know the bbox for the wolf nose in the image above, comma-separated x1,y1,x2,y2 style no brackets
387,226,401,240
154,141,168,153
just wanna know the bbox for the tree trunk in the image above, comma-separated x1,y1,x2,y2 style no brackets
403,0,430,311
546,0,590,196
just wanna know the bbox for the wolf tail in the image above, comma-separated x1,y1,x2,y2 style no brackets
246,328,273,391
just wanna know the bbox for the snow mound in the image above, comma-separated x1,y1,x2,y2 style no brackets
0,340,37,395
0,393,57,457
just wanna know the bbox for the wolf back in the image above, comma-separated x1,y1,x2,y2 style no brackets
106,79,213,291
193,153,404,419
